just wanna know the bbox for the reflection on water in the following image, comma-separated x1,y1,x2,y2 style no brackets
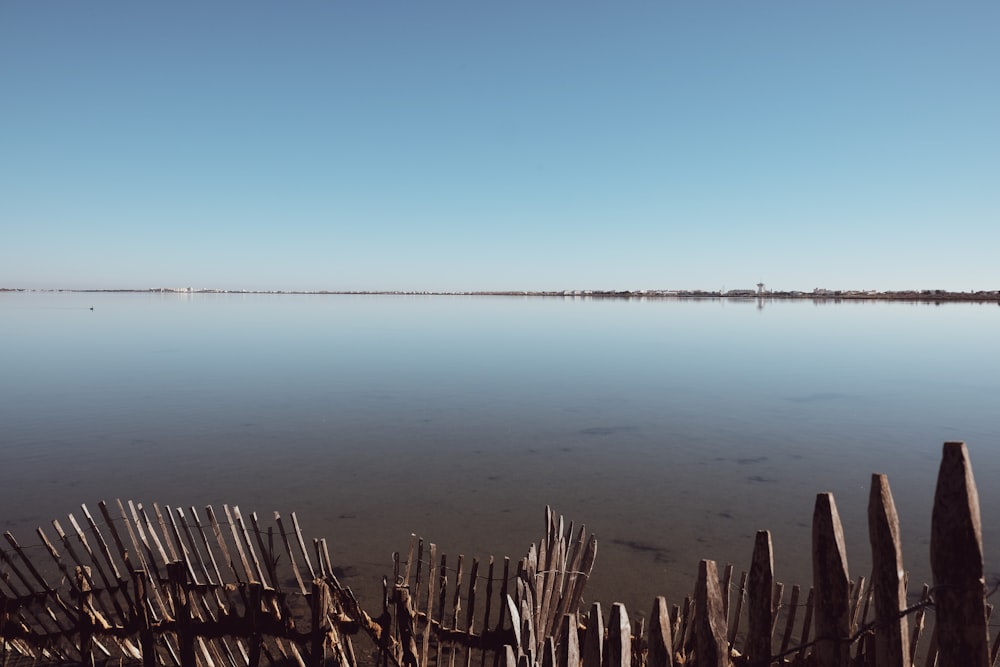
2,292,999,613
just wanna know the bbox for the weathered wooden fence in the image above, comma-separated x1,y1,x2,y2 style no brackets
498,441,996,667
0,501,387,666
2,441,998,666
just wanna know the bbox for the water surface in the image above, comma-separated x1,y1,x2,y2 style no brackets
2,291,998,614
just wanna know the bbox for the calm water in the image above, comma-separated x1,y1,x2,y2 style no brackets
2,291,999,615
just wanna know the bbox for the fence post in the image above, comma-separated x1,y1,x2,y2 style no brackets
812,493,851,667
647,597,674,667
248,582,263,667
582,603,603,667
132,569,158,667
694,559,729,667
607,603,631,667
395,584,420,667
311,578,329,667
167,562,196,667
931,442,989,667
747,531,774,667
868,474,910,667
558,613,580,667
76,566,96,667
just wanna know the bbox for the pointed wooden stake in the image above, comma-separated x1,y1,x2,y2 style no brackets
813,493,851,667
868,473,910,667
694,560,729,667
747,531,774,667
931,442,989,667
647,597,674,667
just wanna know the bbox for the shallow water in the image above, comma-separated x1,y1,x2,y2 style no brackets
2,291,999,616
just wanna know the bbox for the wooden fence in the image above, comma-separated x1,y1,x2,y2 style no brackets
1,441,997,666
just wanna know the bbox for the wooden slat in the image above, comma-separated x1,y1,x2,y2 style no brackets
680,595,695,656
167,562,196,667
174,508,230,627
450,554,465,667
114,500,173,625
403,534,418,586
812,492,851,667
413,538,425,607
536,511,560,648
694,560,728,667
464,558,480,667
163,507,199,587
223,505,259,584
77,566,96,667
421,543,437,667
275,512,308,595
747,530,774,667
648,597,674,667
153,504,181,564
133,502,171,570
234,507,269,586
726,571,747,650
452,554,466,631
778,584,800,655
721,563,734,622
496,556,511,634
849,575,866,635
607,602,631,667
552,525,588,644
931,441,990,667
98,501,140,574
558,613,580,667
290,513,317,582
189,507,226,590
132,569,157,667
869,473,911,667
481,555,495,648
436,551,449,667
247,512,277,589
908,584,930,665
564,534,597,632
206,505,246,585
795,587,814,663
581,603,602,667
771,582,784,638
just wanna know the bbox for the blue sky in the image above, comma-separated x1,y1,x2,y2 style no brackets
2,2,997,292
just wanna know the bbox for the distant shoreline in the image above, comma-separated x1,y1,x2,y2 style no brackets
3,287,1000,303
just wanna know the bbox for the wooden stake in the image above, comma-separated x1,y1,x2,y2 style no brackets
931,442,989,667
812,493,851,667
647,597,674,667
868,473,911,667
747,531,774,667
694,560,729,667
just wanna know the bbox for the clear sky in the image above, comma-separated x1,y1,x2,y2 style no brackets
2,2,997,293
